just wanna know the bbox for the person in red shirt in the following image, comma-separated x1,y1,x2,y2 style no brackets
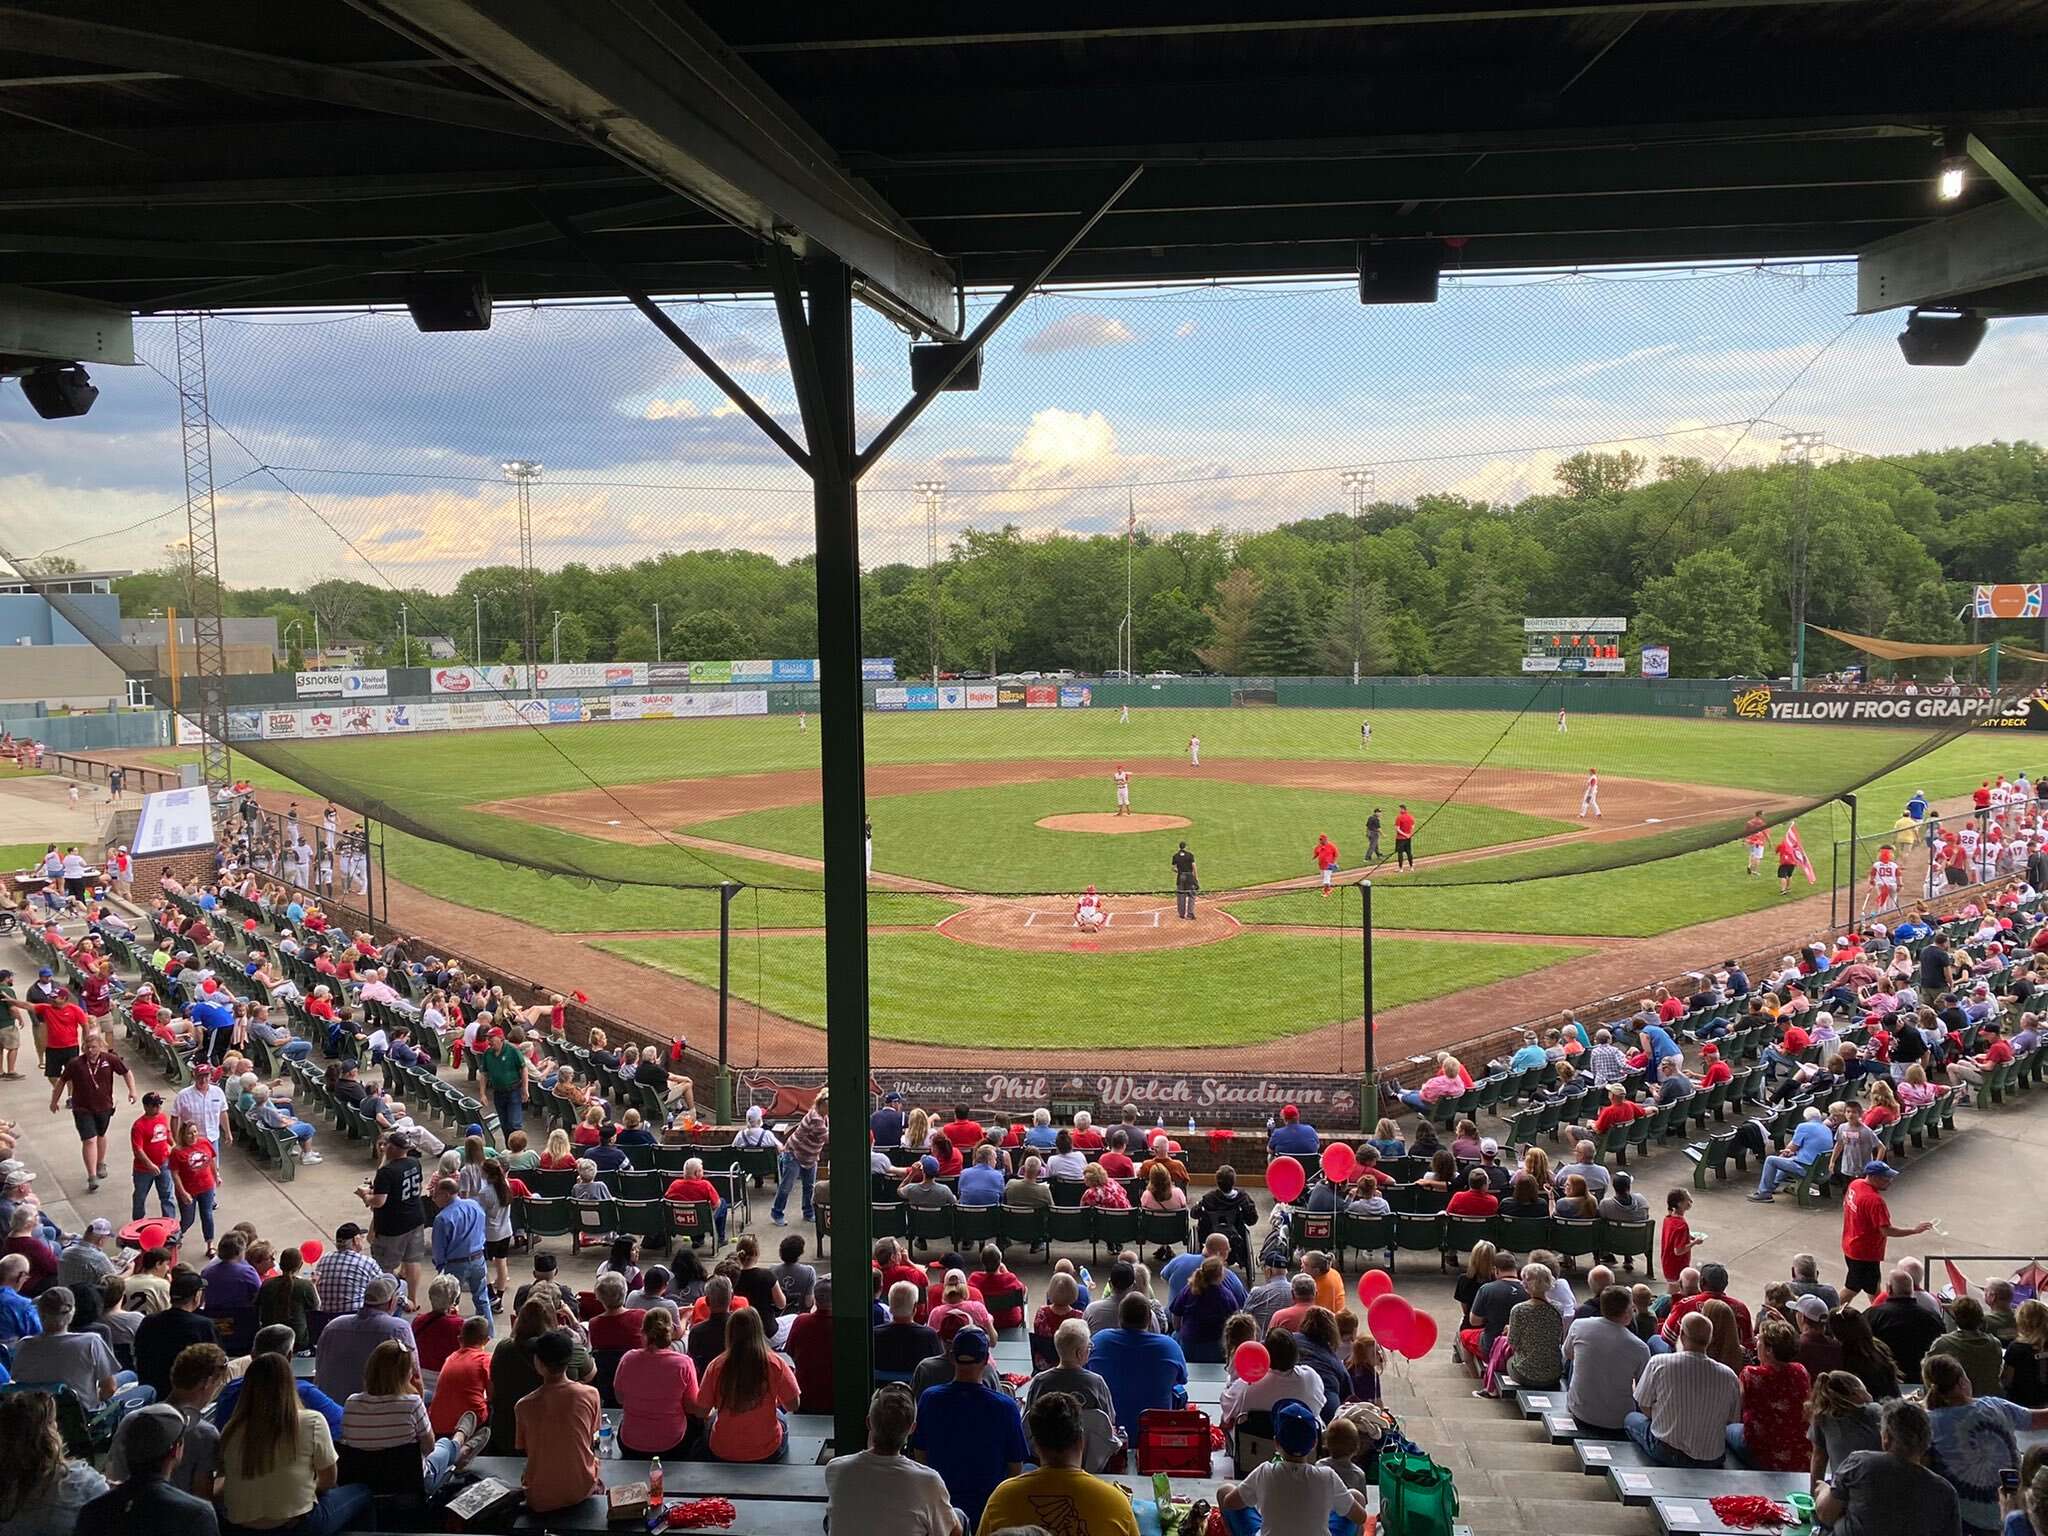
1590,1085,1646,1137
130,1089,176,1220
167,1118,220,1253
966,1244,1027,1331
1946,1019,2015,1104
1733,1323,1812,1471
1070,1112,1105,1150
1097,1130,1136,1179
1661,1263,1755,1349
1839,1161,1929,1305
1691,1044,1734,1090
1659,1189,1702,1282
307,986,338,1022
663,1158,727,1245
49,1028,135,1190
1313,834,1340,896
33,988,87,1080
1393,804,1417,869
872,1238,929,1321
1444,1170,1499,1216
428,1316,494,1436
1974,780,1993,811
938,1106,984,1153
782,1282,835,1414
1655,987,1686,1025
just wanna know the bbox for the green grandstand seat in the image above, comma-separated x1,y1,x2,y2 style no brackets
1041,1204,1089,1260
952,1204,1001,1248
1334,1211,1393,1268
1137,1208,1191,1254
515,1196,576,1247
1392,1212,1444,1266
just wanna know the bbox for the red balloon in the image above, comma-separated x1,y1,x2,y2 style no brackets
1320,1142,1358,1183
298,1239,324,1264
1232,1340,1272,1384
1366,1293,1416,1354
1356,1268,1395,1306
1401,1310,1440,1360
1266,1156,1307,1205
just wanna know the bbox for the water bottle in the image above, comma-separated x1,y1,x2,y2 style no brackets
1186,1114,1197,1138
648,1456,663,1505
598,1422,616,1460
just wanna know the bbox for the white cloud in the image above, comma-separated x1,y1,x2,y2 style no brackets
1174,321,1197,340
1020,313,1139,354
642,397,700,421
1008,407,1121,486
711,400,743,418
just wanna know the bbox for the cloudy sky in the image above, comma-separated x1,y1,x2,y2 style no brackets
2,263,2044,598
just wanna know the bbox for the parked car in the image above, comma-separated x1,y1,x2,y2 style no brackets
1146,670,1183,680
1103,669,1133,681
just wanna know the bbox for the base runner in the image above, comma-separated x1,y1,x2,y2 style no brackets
1580,768,1601,819
1865,845,1902,915
1313,834,1340,896
1744,811,1769,876
1113,765,1131,816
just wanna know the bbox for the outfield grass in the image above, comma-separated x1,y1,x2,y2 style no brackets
691,777,1572,892
2,842,52,871
596,930,1592,1047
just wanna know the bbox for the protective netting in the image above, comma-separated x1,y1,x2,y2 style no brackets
4,268,2048,1057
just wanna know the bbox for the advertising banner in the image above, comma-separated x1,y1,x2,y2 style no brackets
510,699,549,726
582,696,611,722
610,694,644,721
446,701,488,730
534,663,645,690
547,698,584,724
753,1067,1359,1130
1974,584,2044,620
1729,684,2032,728
132,786,217,856
965,684,998,710
873,686,910,712
303,708,339,738
263,710,300,739
1640,645,1671,678
937,685,965,710
431,664,528,695
378,704,415,733
730,660,774,682
642,693,676,719
903,685,939,711
997,684,1027,709
772,659,818,682
862,658,896,681
732,690,768,717
414,703,452,731
295,669,388,698
1025,684,1059,708
226,710,263,741
1059,685,1094,708
646,663,692,688
687,661,733,685
337,705,375,734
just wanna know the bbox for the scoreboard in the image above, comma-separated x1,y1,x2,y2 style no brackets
1522,616,1627,673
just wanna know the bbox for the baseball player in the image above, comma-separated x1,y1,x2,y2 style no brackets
1112,765,1131,816
1188,734,1200,767
1313,833,1340,896
1360,719,1372,748
1579,768,1601,819
1074,885,1108,933
1119,703,1130,725
799,711,807,732
1366,807,1382,861
1865,845,1902,915
1557,706,1568,734
1744,811,1769,875
864,817,873,879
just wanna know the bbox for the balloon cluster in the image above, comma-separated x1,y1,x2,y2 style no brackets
1357,1269,1438,1360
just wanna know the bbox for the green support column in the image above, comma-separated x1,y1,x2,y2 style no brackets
1989,637,2001,691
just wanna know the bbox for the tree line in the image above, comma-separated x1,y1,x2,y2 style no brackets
109,439,2048,680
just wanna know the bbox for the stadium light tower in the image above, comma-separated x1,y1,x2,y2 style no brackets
502,460,542,695
915,479,946,682
1340,468,1376,681
1780,432,1824,688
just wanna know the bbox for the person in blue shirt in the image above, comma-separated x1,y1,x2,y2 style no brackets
1892,915,1932,944
1162,1234,1248,1308
1723,961,1750,998
186,995,236,1067
1749,1107,1836,1202
209,1324,344,1432
430,1177,492,1334
910,1329,1026,1531
1636,1020,1682,1074
957,1144,1006,1206
1089,1290,1190,1442
1507,1037,1549,1073
868,1091,906,1149
1268,1104,1319,1156
0,1253,43,1342
284,899,306,926
1907,790,1928,823
1022,1108,1061,1151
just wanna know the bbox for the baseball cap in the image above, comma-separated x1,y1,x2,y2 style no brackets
883,1091,903,1103
1478,1137,1498,1156
920,1155,940,1178
169,1271,206,1303
333,1221,366,1244
37,967,51,977
1793,1295,1831,1322
1,1162,34,1187
949,1327,990,1363
113,1404,188,1465
85,1217,113,1237
1273,1399,1322,1456
1862,1160,1900,1181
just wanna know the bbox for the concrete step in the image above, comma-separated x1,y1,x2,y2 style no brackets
1403,1436,1581,1475
1467,1469,1623,1502
1454,1496,1660,1536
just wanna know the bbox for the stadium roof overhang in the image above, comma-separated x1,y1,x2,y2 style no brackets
3,1,2047,329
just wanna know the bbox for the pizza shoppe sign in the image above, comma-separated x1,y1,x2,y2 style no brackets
763,1069,1360,1127
1730,686,2039,728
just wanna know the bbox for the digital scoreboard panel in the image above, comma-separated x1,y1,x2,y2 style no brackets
1522,616,1627,673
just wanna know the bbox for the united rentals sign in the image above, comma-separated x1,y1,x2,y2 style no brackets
1730,685,2044,729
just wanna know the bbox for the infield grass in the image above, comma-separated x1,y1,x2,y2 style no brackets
596,930,1593,1047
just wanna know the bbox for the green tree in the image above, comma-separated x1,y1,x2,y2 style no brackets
1321,571,1395,676
1430,576,1521,674
612,621,657,663
1135,587,1212,673
1633,548,1773,677
1246,576,1319,674
1196,568,1263,674
1554,450,1648,500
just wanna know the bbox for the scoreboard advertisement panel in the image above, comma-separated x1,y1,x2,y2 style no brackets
1522,616,1627,673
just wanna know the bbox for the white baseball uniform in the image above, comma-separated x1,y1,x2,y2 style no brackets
1867,856,1901,914
1188,736,1200,766
1557,708,1568,734
1580,772,1601,818
1114,770,1130,808
1119,704,1130,724
1074,894,1106,932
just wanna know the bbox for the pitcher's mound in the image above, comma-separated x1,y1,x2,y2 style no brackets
1036,812,1190,835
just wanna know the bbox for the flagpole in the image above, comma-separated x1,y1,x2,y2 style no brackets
1125,486,1135,677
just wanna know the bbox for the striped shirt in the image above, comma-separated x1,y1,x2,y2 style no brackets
341,1391,429,1451
786,1109,829,1167
1634,1348,1743,1461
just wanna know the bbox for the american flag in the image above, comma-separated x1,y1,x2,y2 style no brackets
1783,821,1817,885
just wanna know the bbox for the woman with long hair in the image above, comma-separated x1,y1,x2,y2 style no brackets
1294,1304,1353,1405
613,1307,700,1459
221,1352,371,1534
1457,1241,1498,1329
1701,1298,1746,1373
487,1297,594,1454
340,1338,479,1495
1168,1255,1236,1363
1805,1369,1881,1485
1415,1149,1458,1193
0,1391,107,1536
538,1127,576,1170
1830,1304,1902,1400
1368,1118,1406,1159
1141,1163,1187,1212
469,1148,516,1308
1336,1308,1385,1402
904,1106,930,1149
1554,1173,1597,1219
1862,1078,1902,1131
1520,1145,1555,1190
700,1307,800,1462
2002,1298,2048,1407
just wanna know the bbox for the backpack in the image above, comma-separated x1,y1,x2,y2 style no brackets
1378,1443,1459,1536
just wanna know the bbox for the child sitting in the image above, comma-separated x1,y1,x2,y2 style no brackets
1220,1399,1371,1536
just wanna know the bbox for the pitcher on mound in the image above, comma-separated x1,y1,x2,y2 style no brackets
1113,765,1132,816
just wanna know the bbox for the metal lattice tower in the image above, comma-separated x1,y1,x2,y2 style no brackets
1780,430,1824,688
915,479,945,682
503,460,543,695
173,312,231,789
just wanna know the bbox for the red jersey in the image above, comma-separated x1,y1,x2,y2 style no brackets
1659,1214,1694,1282
1313,840,1339,870
1445,1190,1499,1216
1697,1060,1733,1088
1658,995,1686,1023
131,1112,172,1173
663,1176,722,1210
1840,1178,1892,1262
1394,810,1416,838
938,1118,984,1151
34,1000,85,1050
1974,785,1993,810
167,1139,218,1196
1098,1150,1135,1178
1071,1127,1105,1149
1593,1099,1646,1135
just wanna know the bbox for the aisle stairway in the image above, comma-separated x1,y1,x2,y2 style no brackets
1373,1341,1656,1536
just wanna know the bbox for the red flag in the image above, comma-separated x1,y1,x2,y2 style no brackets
1784,821,1818,885
1945,1258,1972,1301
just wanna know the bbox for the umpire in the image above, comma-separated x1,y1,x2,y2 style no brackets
1171,841,1199,920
